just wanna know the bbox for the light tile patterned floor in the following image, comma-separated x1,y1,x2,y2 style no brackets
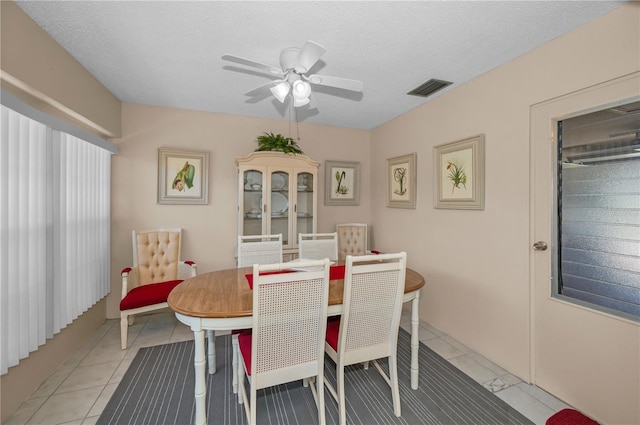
5,309,570,424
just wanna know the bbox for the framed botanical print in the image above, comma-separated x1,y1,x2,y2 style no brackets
387,153,417,209
434,134,485,210
325,160,360,206
158,148,209,205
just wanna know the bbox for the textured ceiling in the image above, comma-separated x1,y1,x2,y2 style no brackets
15,1,626,130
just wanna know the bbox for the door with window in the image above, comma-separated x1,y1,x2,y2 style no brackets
531,73,639,424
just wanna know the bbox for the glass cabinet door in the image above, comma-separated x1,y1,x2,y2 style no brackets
295,171,314,237
269,170,289,246
242,169,264,236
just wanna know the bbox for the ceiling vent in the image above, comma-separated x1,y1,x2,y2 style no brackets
407,79,452,98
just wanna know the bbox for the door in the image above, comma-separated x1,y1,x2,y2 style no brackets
530,73,639,423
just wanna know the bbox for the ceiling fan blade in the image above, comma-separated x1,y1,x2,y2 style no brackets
307,74,363,92
221,54,283,75
295,41,326,73
244,80,280,97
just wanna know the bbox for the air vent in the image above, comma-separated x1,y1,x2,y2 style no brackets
407,79,452,98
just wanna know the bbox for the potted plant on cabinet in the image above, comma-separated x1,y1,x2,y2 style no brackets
255,132,304,154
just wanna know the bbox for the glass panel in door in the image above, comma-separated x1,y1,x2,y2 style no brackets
296,172,314,235
243,169,263,236
270,170,289,245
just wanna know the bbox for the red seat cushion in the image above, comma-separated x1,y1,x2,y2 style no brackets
238,331,253,375
546,409,599,425
119,280,183,310
325,318,341,351
245,265,346,288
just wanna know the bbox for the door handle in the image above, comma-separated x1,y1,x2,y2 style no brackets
533,241,548,251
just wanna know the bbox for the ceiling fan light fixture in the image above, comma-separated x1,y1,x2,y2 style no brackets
292,80,311,101
270,82,290,103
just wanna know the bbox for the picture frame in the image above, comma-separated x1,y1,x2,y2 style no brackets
158,148,209,205
387,153,417,209
434,134,485,210
324,160,360,206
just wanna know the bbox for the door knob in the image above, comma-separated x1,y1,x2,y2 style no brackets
533,241,548,251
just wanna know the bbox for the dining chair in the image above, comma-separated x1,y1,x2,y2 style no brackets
119,228,197,350
298,232,338,261
324,252,407,425
238,258,331,425
336,223,368,260
231,233,284,394
237,234,283,267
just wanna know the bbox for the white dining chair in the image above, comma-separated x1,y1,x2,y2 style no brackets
231,233,284,394
238,258,331,425
336,223,368,260
298,232,338,261
237,234,283,267
324,252,407,425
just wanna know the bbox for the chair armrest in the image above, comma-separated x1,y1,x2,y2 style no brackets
179,260,197,279
121,266,140,299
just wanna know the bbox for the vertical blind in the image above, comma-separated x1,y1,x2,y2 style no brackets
0,105,112,375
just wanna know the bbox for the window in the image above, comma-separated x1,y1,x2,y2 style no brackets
555,101,640,320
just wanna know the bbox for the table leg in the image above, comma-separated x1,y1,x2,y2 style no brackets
411,291,420,390
207,330,216,374
232,334,239,394
194,329,207,425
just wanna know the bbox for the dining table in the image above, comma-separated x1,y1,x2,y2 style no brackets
168,262,425,425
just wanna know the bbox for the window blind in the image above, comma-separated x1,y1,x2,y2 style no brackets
559,161,640,318
0,103,113,375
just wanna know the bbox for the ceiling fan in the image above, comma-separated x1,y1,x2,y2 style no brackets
222,40,363,108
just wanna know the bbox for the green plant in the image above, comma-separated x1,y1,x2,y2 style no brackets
255,132,304,154
446,159,467,193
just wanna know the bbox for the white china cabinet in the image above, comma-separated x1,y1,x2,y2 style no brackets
236,152,319,259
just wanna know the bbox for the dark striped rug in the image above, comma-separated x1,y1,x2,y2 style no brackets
98,329,532,424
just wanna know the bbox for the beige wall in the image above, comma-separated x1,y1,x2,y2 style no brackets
108,105,370,316
371,4,639,424
0,1,121,138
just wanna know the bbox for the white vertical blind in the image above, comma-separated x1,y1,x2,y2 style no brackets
0,105,112,375
0,107,48,372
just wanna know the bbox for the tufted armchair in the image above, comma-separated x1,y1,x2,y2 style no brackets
120,228,196,349
336,223,368,260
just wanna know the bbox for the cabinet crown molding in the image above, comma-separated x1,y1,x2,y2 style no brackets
236,151,320,168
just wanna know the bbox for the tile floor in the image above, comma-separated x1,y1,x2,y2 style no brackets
5,308,570,425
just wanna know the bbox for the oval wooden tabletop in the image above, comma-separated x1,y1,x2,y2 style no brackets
168,264,425,318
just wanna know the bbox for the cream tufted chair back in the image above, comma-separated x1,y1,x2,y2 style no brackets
336,223,368,261
133,229,181,285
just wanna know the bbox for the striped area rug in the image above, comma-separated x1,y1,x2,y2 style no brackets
98,329,532,424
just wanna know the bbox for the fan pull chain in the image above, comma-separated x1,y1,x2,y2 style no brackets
287,100,302,142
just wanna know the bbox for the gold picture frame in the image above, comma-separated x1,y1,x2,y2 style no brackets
158,148,209,205
387,153,417,209
434,134,485,210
